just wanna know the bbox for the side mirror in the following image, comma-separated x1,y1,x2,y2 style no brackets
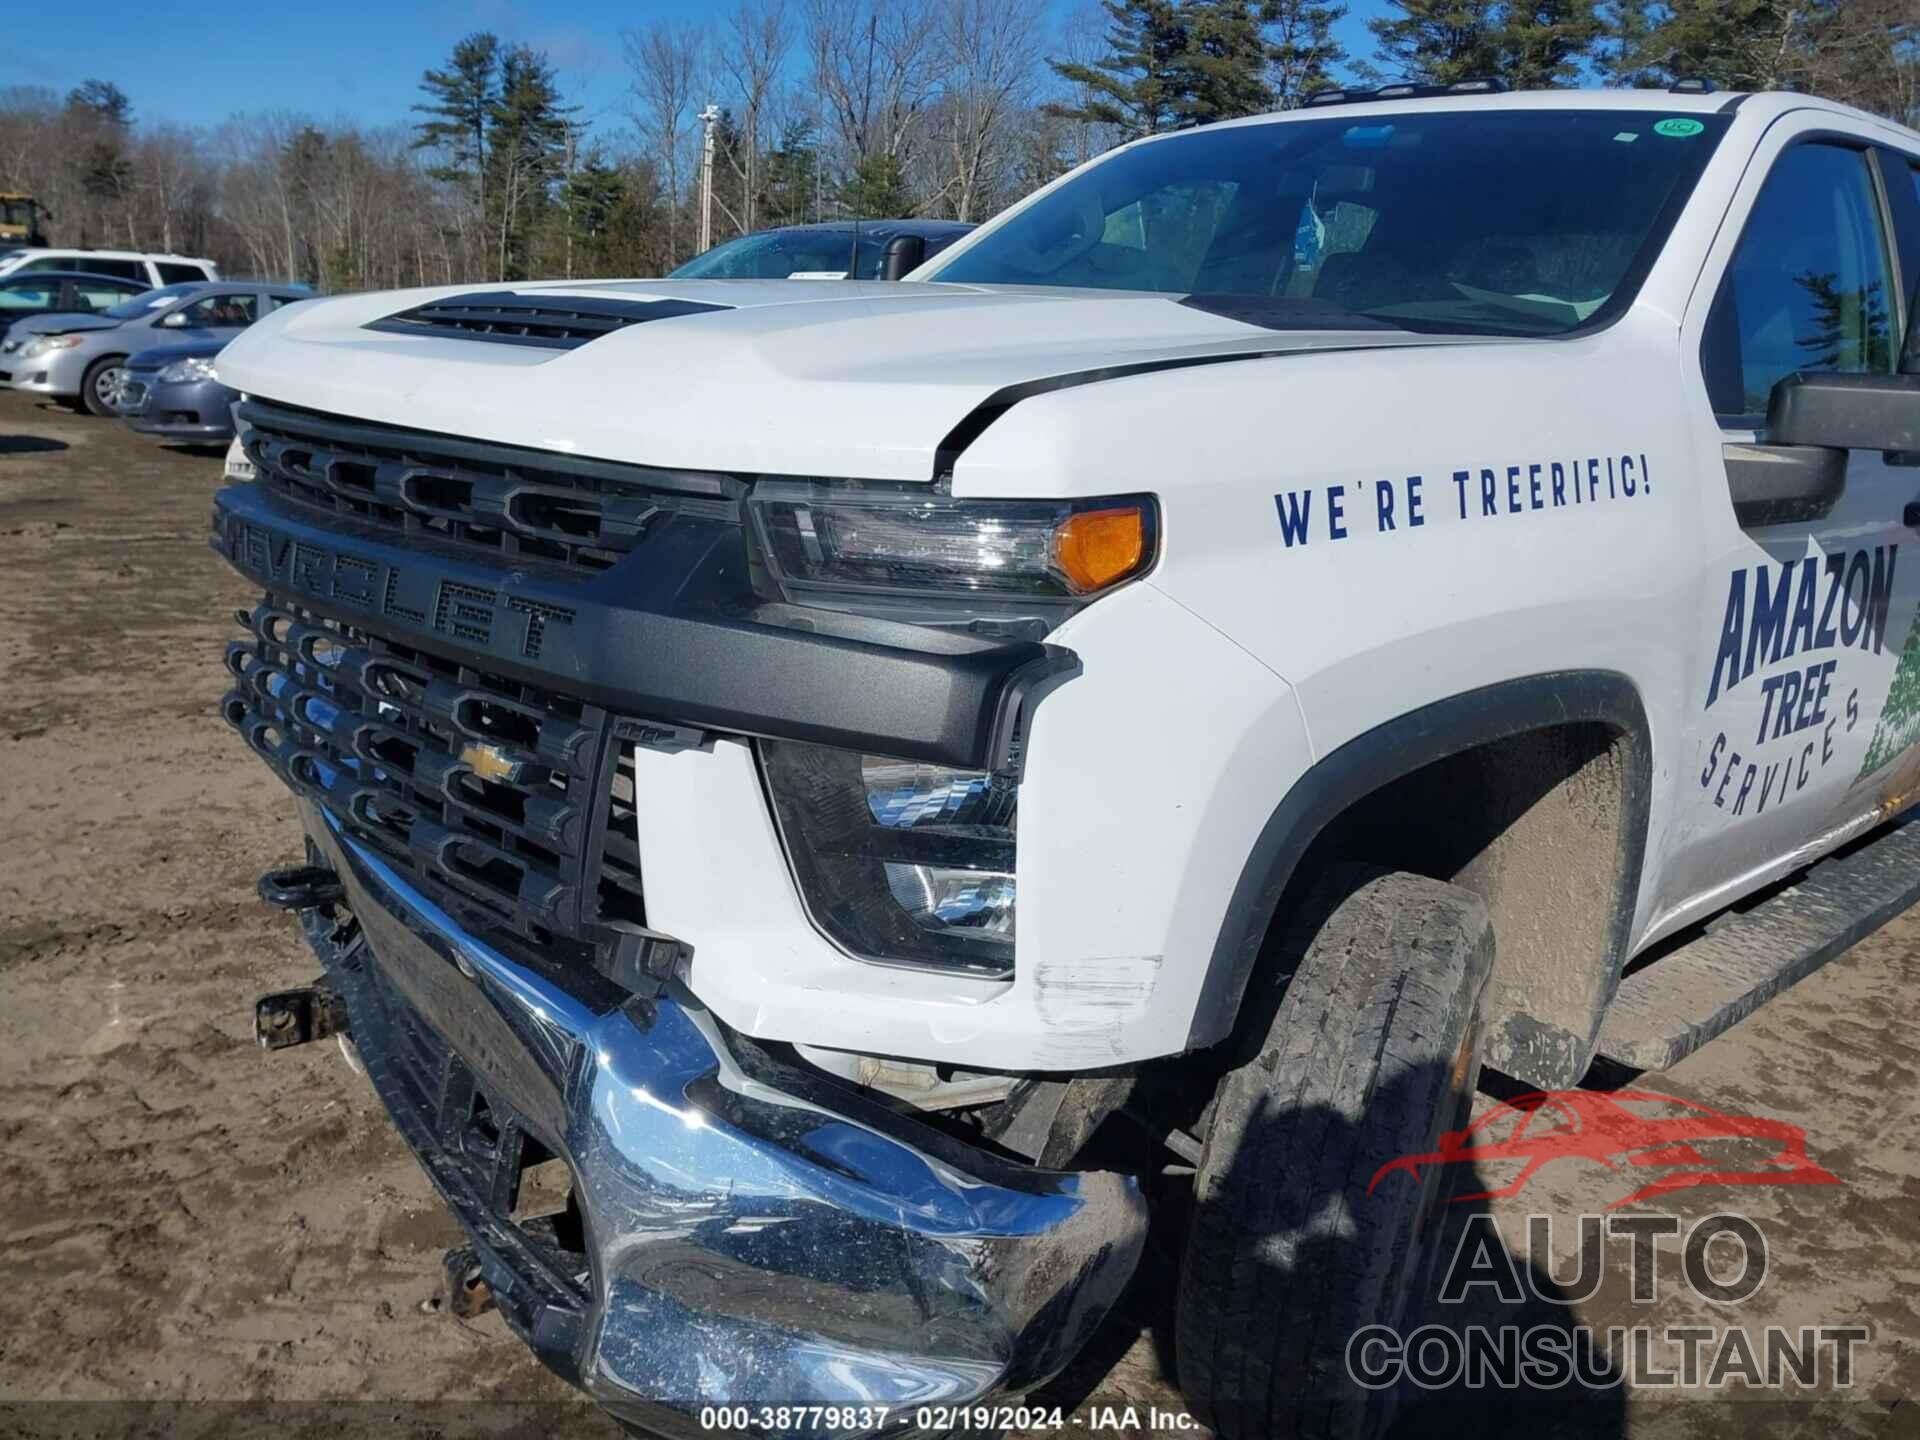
1764,370,1920,455
159,311,188,328
880,234,927,281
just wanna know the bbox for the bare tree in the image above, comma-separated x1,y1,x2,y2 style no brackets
718,0,793,233
625,20,705,264
931,0,1039,221
807,0,943,168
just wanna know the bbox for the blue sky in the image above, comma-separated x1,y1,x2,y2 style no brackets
1,0,1397,137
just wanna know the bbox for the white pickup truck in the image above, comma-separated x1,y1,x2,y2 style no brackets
214,86,1920,1439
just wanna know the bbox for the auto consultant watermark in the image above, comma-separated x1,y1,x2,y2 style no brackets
1349,1089,1868,1393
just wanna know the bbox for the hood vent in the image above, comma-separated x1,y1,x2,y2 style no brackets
366,291,729,350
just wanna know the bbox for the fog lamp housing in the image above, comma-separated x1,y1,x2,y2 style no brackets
760,741,1017,977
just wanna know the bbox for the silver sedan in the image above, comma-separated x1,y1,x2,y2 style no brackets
0,281,307,415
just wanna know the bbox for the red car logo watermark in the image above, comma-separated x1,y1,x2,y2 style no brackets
1370,1088,1839,1208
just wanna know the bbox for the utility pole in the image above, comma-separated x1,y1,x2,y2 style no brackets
697,104,720,254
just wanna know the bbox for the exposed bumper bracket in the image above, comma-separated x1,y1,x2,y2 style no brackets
254,980,351,1050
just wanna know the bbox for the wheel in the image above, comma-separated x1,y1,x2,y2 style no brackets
1175,866,1493,1440
80,355,128,417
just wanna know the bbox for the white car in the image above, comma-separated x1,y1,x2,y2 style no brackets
211,87,1920,1439
0,247,217,288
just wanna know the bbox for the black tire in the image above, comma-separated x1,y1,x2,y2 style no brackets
1175,866,1494,1440
80,354,128,417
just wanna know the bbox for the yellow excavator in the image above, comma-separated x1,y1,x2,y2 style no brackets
0,193,49,247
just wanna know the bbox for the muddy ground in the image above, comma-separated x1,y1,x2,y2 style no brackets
0,391,1914,1439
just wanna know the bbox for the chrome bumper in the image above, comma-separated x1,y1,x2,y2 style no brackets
297,803,1145,1437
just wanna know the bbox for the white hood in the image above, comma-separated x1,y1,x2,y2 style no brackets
215,278,1471,481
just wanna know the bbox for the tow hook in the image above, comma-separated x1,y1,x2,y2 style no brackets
256,863,345,911
441,1246,497,1318
254,981,350,1051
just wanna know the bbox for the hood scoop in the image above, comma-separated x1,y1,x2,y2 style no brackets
366,290,731,351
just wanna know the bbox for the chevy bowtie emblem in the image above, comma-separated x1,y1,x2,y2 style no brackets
459,740,524,783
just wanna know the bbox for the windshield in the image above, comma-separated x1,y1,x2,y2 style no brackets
671,229,864,279
103,284,199,320
928,109,1730,336
0,200,32,227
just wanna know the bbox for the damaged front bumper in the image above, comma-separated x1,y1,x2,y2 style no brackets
291,802,1146,1437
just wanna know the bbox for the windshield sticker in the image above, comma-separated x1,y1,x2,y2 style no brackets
1272,453,1651,548
1654,118,1705,138
1613,132,1639,143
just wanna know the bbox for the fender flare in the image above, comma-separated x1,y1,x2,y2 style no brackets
1186,671,1653,1083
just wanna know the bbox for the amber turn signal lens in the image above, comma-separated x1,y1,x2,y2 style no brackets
1052,506,1147,594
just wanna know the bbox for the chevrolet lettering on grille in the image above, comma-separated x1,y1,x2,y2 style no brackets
216,511,577,665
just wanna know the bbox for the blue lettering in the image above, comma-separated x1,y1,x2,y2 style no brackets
1276,490,1313,547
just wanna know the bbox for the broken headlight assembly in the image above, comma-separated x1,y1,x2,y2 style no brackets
761,741,1019,977
750,487,1157,975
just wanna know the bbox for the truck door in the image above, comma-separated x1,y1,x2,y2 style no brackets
1670,119,1920,924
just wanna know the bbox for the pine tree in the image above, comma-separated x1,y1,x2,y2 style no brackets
485,45,573,281
65,80,132,128
1596,0,1661,85
762,120,824,228
1367,0,1601,87
1047,0,1193,137
1367,0,1507,84
1179,0,1273,122
413,33,500,209
1263,0,1350,108
1499,0,1605,88
841,153,913,218
1611,0,1805,91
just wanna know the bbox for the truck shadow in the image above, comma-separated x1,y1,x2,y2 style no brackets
1033,1063,1627,1439
0,434,67,455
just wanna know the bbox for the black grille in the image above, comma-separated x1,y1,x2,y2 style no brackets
239,398,740,574
223,599,648,963
365,290,727,349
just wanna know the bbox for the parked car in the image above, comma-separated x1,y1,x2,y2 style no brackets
114,337,239,443
0,270,147,345
1,281,305,416
668,219,974,279
210,88,1920,1440
0,248,218,288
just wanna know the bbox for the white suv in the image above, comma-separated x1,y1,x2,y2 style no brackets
210,87,1920,1440
0,248,217,288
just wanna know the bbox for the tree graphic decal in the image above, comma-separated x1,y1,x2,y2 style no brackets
1860,610,1920,780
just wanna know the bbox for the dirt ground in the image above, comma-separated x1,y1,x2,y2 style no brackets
0,391,1915,1440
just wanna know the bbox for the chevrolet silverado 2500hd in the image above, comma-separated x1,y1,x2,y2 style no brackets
213,88,1920,1439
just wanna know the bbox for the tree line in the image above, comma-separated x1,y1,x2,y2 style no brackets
0,0,1912,291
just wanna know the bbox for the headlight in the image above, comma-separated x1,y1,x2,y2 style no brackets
747,485,1156,621
760,740,1017,977
158,356,218,384
21,335,84,358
